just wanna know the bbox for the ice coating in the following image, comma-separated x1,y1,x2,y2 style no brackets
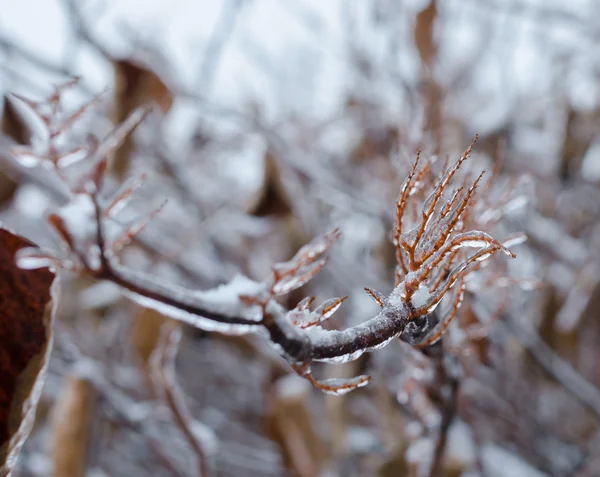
56,146,89,168
105,175,148,218
6,80,522,399
16,247,60,271
87,106,151,165
314,296,347,320
290,296,347,328
313,375,371,396
271,258,327,295
10,149,46,168
112,265,266,334
124,292,258,335
305,297,410,364
410,231,512,288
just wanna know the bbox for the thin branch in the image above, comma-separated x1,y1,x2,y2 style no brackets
150,324,213,477
421,341,460,477
11,85,516,393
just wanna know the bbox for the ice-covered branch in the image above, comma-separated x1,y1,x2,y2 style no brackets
11,81,517,394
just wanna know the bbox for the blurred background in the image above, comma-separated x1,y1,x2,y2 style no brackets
1,0,600,476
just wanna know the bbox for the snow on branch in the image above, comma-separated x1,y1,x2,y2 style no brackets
12,80,516,394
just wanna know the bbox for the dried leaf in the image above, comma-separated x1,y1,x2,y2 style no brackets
248,150,293,217
0,226,57,475
414,0,438,67
112,60,173,178
114,60,173,117
0,96,29,206
131,307,168,365
2,96,30,145
51,375,96,477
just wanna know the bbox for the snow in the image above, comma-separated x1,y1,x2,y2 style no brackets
410,283,432,309
114,267,266,334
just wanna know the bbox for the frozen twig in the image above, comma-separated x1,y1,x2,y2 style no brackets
150,324,215,477
12,83,516,393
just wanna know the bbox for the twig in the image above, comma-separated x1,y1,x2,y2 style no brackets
11,85,516,393
422,341,460,477
150,324,213,477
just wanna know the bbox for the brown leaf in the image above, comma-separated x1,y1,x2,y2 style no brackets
131,307,168,365
0,97,30,207
559,106,598,183
50,375,96,477
414,0,438,67
248,150,293,217
2,96,29,145
111,60,174,178
0,226,57,476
